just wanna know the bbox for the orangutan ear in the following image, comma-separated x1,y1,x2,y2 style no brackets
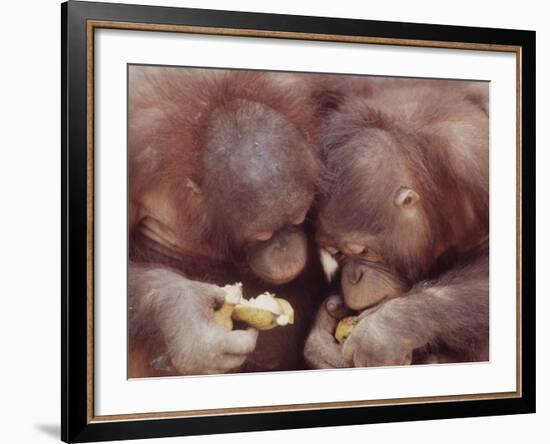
394,187,419,208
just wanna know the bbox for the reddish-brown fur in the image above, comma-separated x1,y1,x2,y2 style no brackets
128,67,326,377
305,77,489,368
129,67,320,260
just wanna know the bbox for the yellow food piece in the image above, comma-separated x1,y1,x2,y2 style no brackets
232,292,295,330
214,284,295,331
213,283,243,331
232,305,280,330
214,303,235,331
335,316,359,344
274,297,295,324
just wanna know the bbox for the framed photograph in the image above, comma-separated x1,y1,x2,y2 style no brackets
62,1,536,442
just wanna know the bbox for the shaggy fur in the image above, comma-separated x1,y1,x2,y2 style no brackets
306,77,490,368
128,67,326,377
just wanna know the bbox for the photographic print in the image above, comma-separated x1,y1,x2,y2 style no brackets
62,2,534,440
127,66,489,378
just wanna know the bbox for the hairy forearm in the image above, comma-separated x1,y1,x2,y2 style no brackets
373,256,489,355
128,262,189,335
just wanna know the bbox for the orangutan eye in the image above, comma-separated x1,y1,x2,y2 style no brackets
254,231,273,241
365,248,383,263
347,244,366,255
292,211,307,225
334,251,345,261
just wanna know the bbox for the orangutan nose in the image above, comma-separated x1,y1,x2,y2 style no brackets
347,263,364,285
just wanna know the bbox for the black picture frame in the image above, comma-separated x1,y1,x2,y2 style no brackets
61,1,536,442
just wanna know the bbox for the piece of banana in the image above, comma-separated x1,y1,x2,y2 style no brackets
273,297,295,325
214,283,294,331
213,283,243,331
335,316,359,344
232,293,294,330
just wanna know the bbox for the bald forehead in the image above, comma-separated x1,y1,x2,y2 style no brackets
204,99,311,188
201,99,316,237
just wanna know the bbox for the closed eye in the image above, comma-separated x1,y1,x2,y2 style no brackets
254,231,273,241
292,211,307,225
327,249,344,262
348,244,366,255
361,248,384,264
334,251,345,262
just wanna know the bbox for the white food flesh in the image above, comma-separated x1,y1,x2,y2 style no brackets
276,314,290,326
222,282,244,305
238,292,281,315
222,285,290,326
